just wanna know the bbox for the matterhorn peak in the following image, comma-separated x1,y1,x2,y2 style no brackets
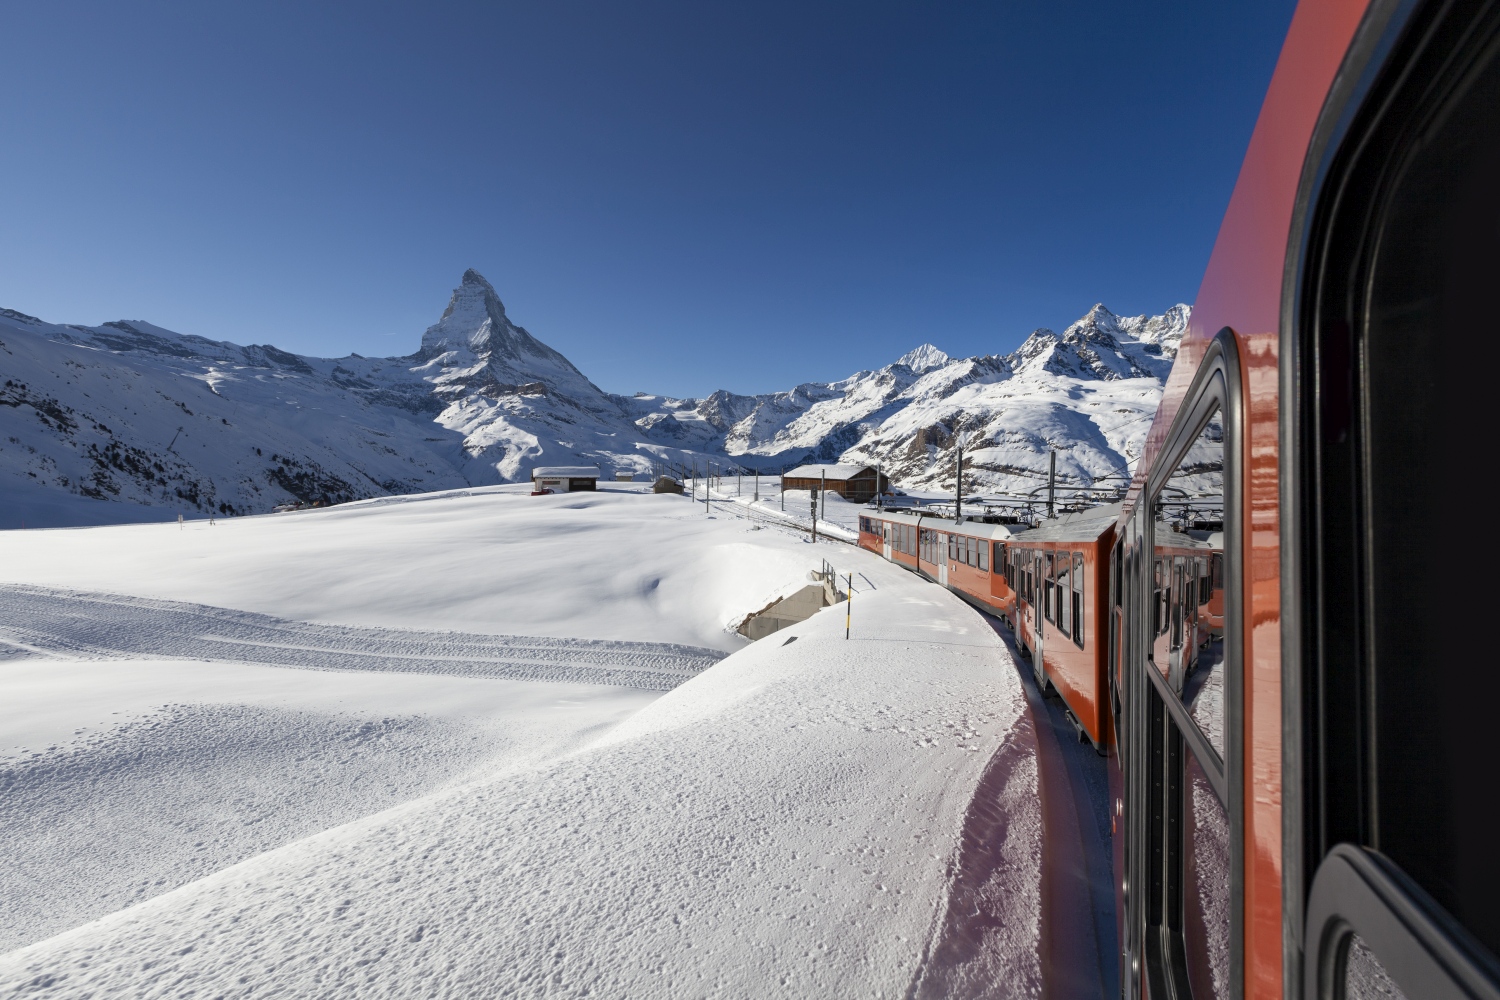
895,343,950,374
420,269,514,358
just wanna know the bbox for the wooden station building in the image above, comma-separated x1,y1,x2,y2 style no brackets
780,464,889,504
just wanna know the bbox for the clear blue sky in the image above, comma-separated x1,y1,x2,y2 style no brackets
0,1,1297,398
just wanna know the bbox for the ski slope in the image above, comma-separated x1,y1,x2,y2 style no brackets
0,484,1040,997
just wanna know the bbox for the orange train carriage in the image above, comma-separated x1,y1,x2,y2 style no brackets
857,0,1500,995
1108,0,1500,996
1003,504,1118,753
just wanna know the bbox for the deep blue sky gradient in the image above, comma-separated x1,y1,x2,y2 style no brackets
0,1,1298,397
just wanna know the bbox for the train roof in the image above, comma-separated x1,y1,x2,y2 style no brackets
1007,502,1123,545
862,508,1018,540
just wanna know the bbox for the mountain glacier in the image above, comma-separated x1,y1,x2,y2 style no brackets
0,269,1188,526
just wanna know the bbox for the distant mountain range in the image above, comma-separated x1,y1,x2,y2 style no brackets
0,270,1187,526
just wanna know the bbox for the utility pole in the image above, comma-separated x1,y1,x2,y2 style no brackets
754,466,760,502
955,442,963,523
876,460,883,511
820,469,826,521
810,488,818,543
845,573,852,639
781,466,785,511
1047,449,1056,520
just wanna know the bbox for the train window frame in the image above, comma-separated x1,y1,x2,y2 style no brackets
1283,0,1500,994
1129,328,1245,1000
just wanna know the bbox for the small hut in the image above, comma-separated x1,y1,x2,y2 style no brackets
531,466,601,493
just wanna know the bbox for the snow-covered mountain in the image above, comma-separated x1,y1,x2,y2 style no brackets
0,269,1188,525
619,303,1190,498
0,271,711,525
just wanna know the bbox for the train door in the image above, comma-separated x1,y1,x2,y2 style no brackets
882,522,892,561
1123,331,1239,1000
1033,550,1050,690
1290,3,1500,996
1017,547,1036,654
938,533,949,587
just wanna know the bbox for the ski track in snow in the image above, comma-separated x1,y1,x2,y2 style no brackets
0,585,724,692
0,704,509,954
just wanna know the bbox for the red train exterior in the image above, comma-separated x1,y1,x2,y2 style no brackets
858,1,1500,995
1003,505,1117,751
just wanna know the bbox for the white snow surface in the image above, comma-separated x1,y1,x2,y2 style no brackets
0,485,1040,996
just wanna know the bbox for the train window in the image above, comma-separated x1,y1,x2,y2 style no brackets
1153,558,1163,636
1072,552,1084,647
1170,558,1185,653
978,540,988,572
1342,935,1409,1000
1136,373,1233,1000
1058,555,1072,636
1043,551,1055,623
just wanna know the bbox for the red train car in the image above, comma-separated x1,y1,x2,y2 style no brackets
859,511,1016,607
1107,1,1500,997
1004,504,1118,752
862,2,1500,995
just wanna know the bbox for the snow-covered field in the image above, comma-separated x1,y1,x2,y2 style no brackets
0,485,1039,997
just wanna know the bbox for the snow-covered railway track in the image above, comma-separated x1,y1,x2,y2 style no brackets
0,585,724,691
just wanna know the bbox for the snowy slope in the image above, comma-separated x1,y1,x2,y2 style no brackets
619,303,1190,497
0,486,1040,995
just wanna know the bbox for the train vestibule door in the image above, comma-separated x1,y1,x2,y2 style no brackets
882,524,891,561
1032,552,1046,691
938,534,949,587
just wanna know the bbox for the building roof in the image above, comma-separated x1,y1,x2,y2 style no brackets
531,466,601,479
782,464,875,480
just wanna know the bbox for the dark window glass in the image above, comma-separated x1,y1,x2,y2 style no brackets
1171,558,1185,652
1058,553,1072,636
1154,558,1166,636
1073,552,1084,647
1044,552,1055,623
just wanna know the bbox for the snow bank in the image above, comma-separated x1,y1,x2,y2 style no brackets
0,485,832,652
0,545,1037,997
